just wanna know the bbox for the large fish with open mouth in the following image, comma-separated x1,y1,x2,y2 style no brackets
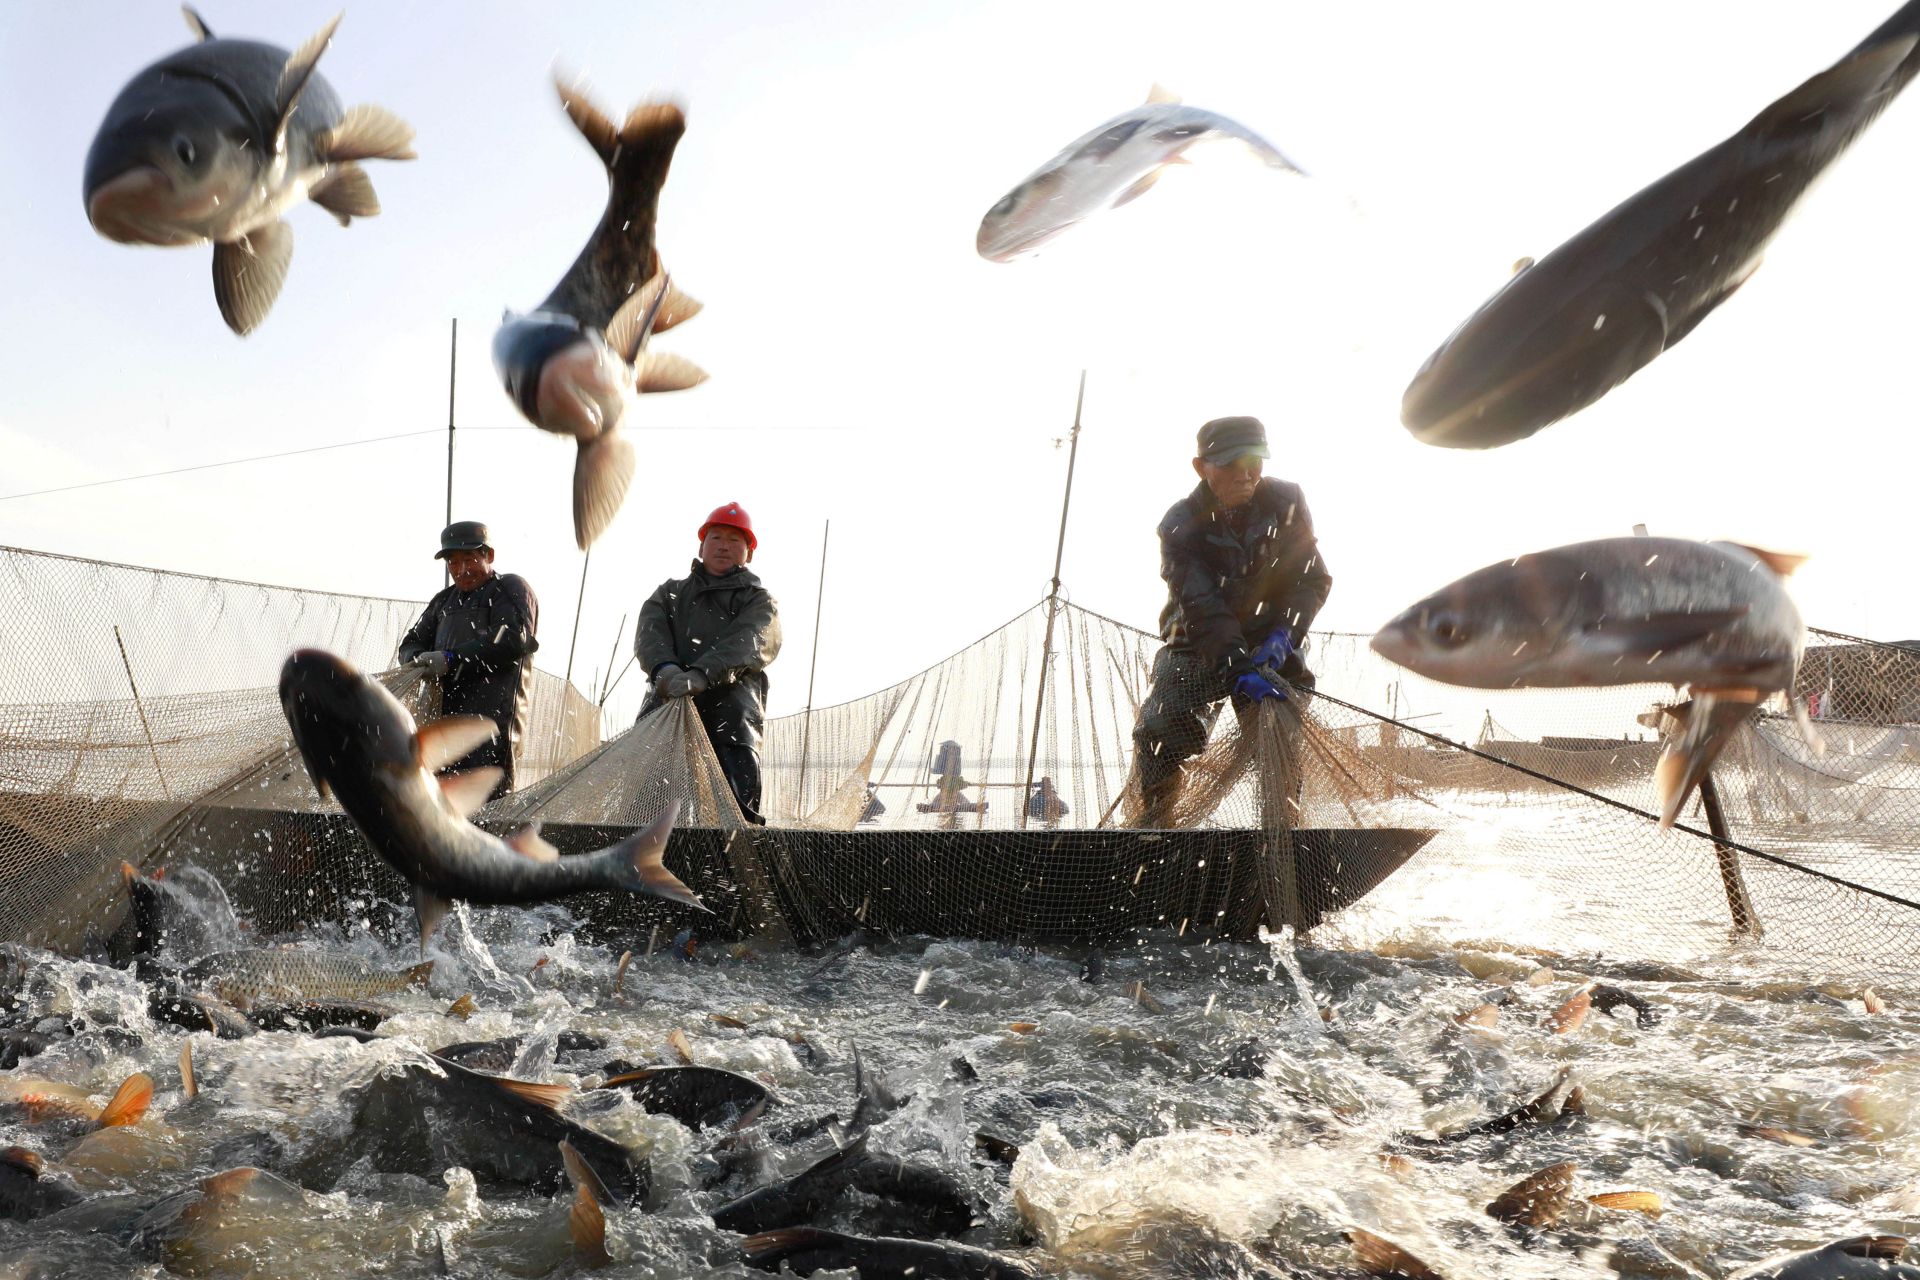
1370,537,1809,828
277,648,702,950
492,79,708,551
82,6,416,335
977,86,1302,262
1401,2,1920,448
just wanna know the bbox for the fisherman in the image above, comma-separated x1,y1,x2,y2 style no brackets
636,503,782,825
1131,416,1332,825
397,521,540,801
1027,776,1068,823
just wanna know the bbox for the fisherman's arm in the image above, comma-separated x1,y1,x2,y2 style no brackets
634,582,680,679
690,590,783,684
1273,496,1332,642
396,592,447,665
1162,520,1247,671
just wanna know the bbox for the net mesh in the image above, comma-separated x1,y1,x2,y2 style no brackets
5,541,1919,982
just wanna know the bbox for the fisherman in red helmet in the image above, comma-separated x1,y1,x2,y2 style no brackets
635,503,783,824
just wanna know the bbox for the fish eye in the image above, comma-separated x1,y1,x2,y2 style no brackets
173,135,197,167
1425,611,1471,649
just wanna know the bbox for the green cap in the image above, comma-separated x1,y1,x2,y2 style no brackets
435,521,492,558
1196,416,1270,465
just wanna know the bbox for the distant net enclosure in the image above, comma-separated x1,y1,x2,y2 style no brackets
5,541,1920,982
0,546,598,951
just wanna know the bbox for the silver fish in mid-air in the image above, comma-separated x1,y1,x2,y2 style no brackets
1732,1235,1920,1279
1370,537,1809,828
976,86,1303,262
278,648,701,950
82,7,416,335
492,79,708,550
1401,3,1920,448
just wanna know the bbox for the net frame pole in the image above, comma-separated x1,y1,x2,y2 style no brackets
1021,370,1086,830
444,318,457,589
796,519,831,805
113,624,171,800
598,614,627,704
563,551,591,693
1698,771,1763,939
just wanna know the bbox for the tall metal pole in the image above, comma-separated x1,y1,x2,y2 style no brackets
444,318,457,587
1020,370,1086,829
114,625,172,800
563,551,591,692
796,520,831,804
599,614,628,703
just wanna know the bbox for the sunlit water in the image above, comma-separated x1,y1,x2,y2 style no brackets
1,840,1914,1280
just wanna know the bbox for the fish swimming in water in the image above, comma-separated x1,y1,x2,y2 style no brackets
740,1226,1042,1279
977,86,1302,262
1486,1161,1578,1228
492,79,708,550
1731,1235,1920,1278
0,1148,84,1222
127,1165,313,1269
82,7,416,335
1401,3,1920,447
1371,537,1809,827
598,1064,776,1131
0,1071,153,1139
118,862,241,970
278,648,702,949
177,948,431,1011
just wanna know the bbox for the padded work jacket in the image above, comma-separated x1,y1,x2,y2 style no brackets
397,573,541,750
635,561,782,747
1155,478,1332,675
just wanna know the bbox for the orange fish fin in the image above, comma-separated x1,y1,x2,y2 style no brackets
97,1072,153,1128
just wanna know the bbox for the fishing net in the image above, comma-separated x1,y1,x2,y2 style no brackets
0,546,598,951
5,541,1920,982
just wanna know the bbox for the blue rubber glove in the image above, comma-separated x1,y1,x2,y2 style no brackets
1234,667,1287,703
1250,628,1295,670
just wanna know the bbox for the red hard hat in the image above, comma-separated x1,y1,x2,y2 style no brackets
698,502,757,553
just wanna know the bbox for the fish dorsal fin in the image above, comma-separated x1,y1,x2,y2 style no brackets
438,768,501,819
605,272,672,364
121,861,142,886
416,715,499,773
1512,256,1534,276
560,1143,610,1258
315,104,417,163
487,1075,572,1110
600,1068,662,1089
1752,37,1916,137
179,1041,197,1100
181,5,213,40
1586,1190,1663,1217
0,1146,43,1176
504,823,561,863
635,350,709,394
273,11,344,153
1145,83,1181,105
1838,1235,1910,1260
554,75,620,163
1726,543,1808,578
200,1167,263,1201
1345,1227,1443,1280
98,1072,153,1128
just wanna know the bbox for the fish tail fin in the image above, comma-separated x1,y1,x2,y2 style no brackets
573,430,636,550
740,1227,849,1266
552,75,685,173
1586,1190,1663,1217
560,1140,614,1266
98,1072,154,1128
604,801,704,910
1345,1227,1443,1279
1655,692,1755,829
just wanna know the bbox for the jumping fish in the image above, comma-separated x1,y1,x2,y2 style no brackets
278,648,702,949
0,1071,153,1138
1401,3,1920,447
82,7,415,335
1731,1236,1920,1279
492,79,708,550
977,85,1302,262
178,949,431,1011
1371,537,1808,827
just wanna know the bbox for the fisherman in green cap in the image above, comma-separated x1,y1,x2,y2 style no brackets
1131,416,1332,826
397,521,541,801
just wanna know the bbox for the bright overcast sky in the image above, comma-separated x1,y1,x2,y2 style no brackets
2,0,1916,719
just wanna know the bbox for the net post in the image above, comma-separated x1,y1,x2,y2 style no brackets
598,613,627,704
797,520,830,807
1021,371,1086,830
1697,770,1762,939
112,624,171,801
445,318,457,589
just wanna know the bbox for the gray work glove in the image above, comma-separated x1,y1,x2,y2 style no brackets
664,667,710,699
651,663,684,699
412,650,452,677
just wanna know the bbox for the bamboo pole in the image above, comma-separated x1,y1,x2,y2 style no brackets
113,625,171,800
444,318,457,588
1020,371,1086,829
796,520,831,804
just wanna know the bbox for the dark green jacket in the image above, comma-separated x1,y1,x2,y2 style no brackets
635,561,782,745
397,572,540,749
1156,478,1332,675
